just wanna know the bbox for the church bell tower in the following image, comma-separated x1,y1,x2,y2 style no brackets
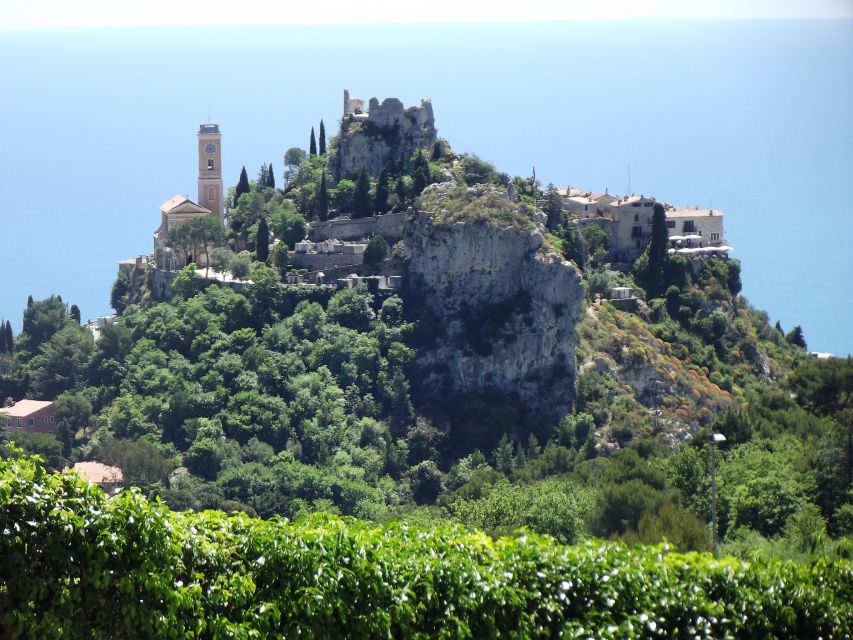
197,123,223,218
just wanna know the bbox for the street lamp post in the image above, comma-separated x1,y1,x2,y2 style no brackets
710,433,726,554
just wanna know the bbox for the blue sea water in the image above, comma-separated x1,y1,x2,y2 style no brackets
0,20,851,355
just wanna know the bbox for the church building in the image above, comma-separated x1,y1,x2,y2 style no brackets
153,123,224,268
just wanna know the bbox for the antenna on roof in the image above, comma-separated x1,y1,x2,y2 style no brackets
627,161,631,196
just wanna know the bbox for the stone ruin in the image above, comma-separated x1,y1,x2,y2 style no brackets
332,89,438,180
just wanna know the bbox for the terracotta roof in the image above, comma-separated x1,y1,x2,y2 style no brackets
71,462,124,485
0,399,53,418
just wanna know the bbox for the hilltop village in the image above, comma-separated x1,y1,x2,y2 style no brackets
119,90,730,299
12,90,739,446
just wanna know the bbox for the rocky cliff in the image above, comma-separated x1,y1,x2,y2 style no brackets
331,96,437,180
404,186,584,418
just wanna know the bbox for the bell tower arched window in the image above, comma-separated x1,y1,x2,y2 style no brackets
207,158,214,170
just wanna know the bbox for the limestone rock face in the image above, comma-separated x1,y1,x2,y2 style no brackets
404,212,584,417
332,97,437,180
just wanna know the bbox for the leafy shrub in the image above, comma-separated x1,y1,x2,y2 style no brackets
2,456,851,639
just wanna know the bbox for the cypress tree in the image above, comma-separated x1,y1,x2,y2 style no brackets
267,162,275,189
316,170,329,221
1,321,6,353
6,321,12,353
235,166,250,205
643,202,670,297
309,127,317,157
69,304,81,324
319,120,327,155
353,169,371,219
256,217,270,263
412,150,430,197
395,176,408,209
375,167,390,215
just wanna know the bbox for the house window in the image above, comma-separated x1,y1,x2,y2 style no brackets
632,202,641,207
50,415,54,423
207,158,214,170
28,418,34,426
634,214,639,222
44,416,49,423
584,204,588,211
643,201,653,207
631,225,643,238
711,232,720,241
666,220,675,228
208,186,217,201
683,221,696,233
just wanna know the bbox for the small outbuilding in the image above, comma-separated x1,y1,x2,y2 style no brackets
70,462,124,492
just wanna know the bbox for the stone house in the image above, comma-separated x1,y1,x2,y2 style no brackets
602,195,658,262
1,399,57,433
665,206,726,247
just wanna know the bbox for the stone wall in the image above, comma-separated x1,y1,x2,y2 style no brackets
308,212,407,243
290,252,363,271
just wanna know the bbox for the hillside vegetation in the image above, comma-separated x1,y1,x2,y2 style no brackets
1,110,851,636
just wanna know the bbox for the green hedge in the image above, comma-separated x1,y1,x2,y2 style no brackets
1,456,851,638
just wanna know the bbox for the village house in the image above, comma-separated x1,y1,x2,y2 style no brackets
602,195,658,262
665,205,726,246
0,399,57,434
560,185,730,264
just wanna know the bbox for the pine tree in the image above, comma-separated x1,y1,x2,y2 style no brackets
69,305,81,324
267,161,275,189
319,120,326,155
353,169,372,219
235,166,250,205
316,170,329,221
256,217,270,263
374,167,390,215
309,127,317,157
786,325,808,350
257,163,269,189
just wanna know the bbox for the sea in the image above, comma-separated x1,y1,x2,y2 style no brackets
1,20,851,356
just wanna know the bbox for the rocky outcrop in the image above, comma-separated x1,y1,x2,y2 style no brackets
404,201,584,418
331,96,437,180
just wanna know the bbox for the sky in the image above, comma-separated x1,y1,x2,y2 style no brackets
2,0,852,29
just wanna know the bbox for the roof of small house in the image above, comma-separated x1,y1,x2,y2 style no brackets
0,399,54,418
71,462,124,485
666,206,723,218
567,195,597,205
612,195,656,207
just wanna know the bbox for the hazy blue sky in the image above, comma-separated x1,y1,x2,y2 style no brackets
2,0,852,29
